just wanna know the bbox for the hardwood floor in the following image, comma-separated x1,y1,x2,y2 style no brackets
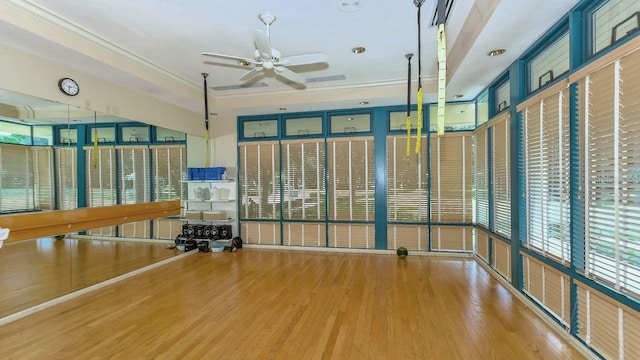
0,249,585,359
0,237,178,318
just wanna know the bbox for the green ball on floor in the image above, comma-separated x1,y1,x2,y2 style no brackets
397,247,408,259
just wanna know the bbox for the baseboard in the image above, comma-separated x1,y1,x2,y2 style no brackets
474,256,598,360
0,249,197,327
243,244,475,258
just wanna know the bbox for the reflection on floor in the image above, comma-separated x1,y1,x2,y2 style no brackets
0,237,179,318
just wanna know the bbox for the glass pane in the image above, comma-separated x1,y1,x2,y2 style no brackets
32,126,53,145
428,103,476,132
0,121,31,145
243,120,278,139
389,110,418,131
330,114,370,134
59,128,77,144
592,0,640,55
495,81,510,113
285,117,323,136
156,127,186,142
90,127,115,143
530,32,570,93
122,126,149,143
477,90,489,126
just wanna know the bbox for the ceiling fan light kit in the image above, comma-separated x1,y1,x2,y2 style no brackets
202,12,328,87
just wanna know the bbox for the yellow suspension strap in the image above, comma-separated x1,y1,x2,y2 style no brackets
202,73,211,167
414,0,424,154
405,53,413,157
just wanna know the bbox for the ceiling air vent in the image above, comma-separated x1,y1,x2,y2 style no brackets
305,75,346,83
430,0,454,26
211,82,268,91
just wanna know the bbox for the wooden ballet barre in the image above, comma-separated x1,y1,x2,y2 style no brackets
0,201,181,243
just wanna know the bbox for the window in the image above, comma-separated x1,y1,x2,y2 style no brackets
428,102,476,132
151,145,186,201
590,0,640,56
579,50,640,297
387,135,428,222
239,141,281,219
55,147,77,210
389,110,418,131
33,126,53,145
242,120,278,139
284,117,323,137
85,146,116,207
495,81,510,114
117,146,150,204
474,126,489,227
155,127,185,142
0,121,31,145
0,144,34,212
281,139,326,220
122,126,149,143
327,137,375,221
430,133,473,223
491,113,511,238
529,32,570,93
330,114,371,134
477,90,489,126
89,126,116,143
58,128,77,145
32,146,54,210
523,88,570,263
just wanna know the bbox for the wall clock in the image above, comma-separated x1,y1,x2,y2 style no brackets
58,77,79,96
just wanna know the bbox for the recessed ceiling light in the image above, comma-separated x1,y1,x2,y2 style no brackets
347,117,354,121
457,110,465,114
359,101,369,105
209,112,218,116
454,94,464,99
279,107,287,111
352,47,366,54
487,49,506,57
237,60,251,66
338,0,361,12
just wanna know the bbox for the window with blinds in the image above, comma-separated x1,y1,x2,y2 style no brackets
85,146,116,207
523,88,571,263
31,146,54,210
495,81,511,113
491,113,511,238
387,136,428,222
579,49,640,298
281,140,326,220
430,133,473,223
522,254,571,325
590,0,640,55
239,142,281,219
117,146,150,204
474,126,489,227
0,144,34,212
529,32,570,93
327,137,375,221
151,145,186,201
55,147,77,210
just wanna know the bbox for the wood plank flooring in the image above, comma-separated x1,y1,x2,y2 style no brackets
0,249,585,359
0,237,178,318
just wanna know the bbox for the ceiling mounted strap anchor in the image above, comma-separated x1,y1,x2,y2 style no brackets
413,0,425,8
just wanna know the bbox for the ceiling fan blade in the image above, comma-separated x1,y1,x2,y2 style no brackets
254,30,272,59
202,52,255,64
274,66,305,84
240,67,264,82
279,53,329,66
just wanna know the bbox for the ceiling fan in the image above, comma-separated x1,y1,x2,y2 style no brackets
202,12,328,85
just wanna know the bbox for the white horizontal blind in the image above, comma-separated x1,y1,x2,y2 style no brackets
151,145,186,201
327,137,375,221
387,136,428,222
117,146,150,204
522,254,570,325
491,113,511,238
430,133,473,223
239,142,281,219
31,147,54,211
523,88,571,263
85,146,116,207
55,147,77,210
281,140,326,220
592,0,640,54
581,49,640,298
474,126,489,227
529,32,570,93
0,144,34,212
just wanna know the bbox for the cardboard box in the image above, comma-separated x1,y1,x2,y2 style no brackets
184,210,203,220
202,210,227,221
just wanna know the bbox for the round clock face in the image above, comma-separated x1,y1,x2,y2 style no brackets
58,78,79,96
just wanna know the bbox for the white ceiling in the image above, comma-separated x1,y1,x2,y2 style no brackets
0,0,580,124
